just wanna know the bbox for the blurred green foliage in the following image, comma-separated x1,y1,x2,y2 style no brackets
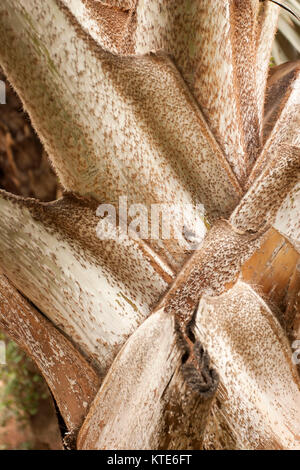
0,331,49,426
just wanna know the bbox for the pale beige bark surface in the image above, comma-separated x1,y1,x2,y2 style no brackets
78,308,218,450
198,281,300,450
0,190,172,371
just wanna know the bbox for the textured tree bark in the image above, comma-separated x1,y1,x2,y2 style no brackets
231,145,300,233
249,67,300,185
230,0,261,170
77,309,218,450
161,220,264,327
0,0,299,451
0,273,100,431
263,60,300,141
0,69,58,201
256,1,279,135
0,190,172,371
197,281,300,450
133,0,273,182
231,144,300,254
0,0,242,270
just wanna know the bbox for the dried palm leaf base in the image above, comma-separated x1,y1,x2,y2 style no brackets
241,227,300,334
200,281,300,450
0,273,100,431
77,308,218,450
0,0,299,450
0,190,172,372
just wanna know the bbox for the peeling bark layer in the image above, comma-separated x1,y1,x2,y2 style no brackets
0,190,172,372
256,1,279,136
78,309,218,450
161,220,265,327
231,145,300,233
0,274,100,431
198,281,300,450
0,0,243,270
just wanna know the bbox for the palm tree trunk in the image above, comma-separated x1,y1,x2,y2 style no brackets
0,0,299,450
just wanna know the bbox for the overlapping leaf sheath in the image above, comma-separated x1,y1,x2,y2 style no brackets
263,60,300,141
241,228,300,338
249,66,300,184
0,190,173,372
66,0,248,181
232,145,300,253
76,220,299,450
62,0,137,54
198,281,300,450
0,274,100,430
74,1,281,180
0,0,242,270
77,308,218,450
232,145,300,230
161,220,264,326
272,0,300,64
256,1,279,134
230,0,261,169
0,0,299,451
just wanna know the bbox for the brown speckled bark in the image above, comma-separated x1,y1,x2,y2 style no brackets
156,337,219,450
77,309,218,450
231,0,261,170
161,220,265,328
0,190,173,372
0,273,100,431
0,0,242,271
0,0,299,451
231,145,300,232
198,281,300,450
256,1,279,136
263,60,300,141
134,0,251,183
